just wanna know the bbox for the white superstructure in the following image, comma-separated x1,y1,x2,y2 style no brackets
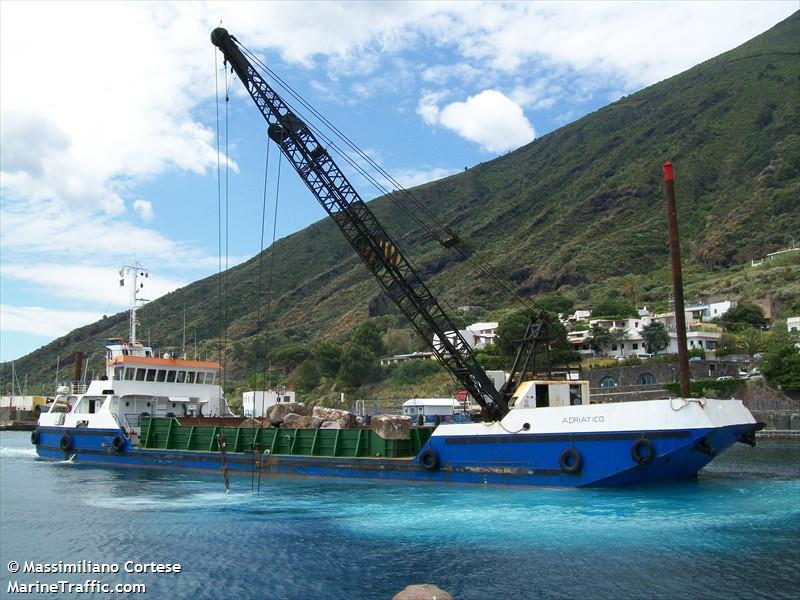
38,263,231,442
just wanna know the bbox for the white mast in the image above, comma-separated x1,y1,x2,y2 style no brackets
121,261,149,345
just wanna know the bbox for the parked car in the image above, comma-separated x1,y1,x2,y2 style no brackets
636,353,654,360
716,376,735,381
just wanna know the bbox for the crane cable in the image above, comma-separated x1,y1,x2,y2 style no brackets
214,48,225,403
243,48,528,309
239,46,536,314
249,135,271,492
262,151,283,400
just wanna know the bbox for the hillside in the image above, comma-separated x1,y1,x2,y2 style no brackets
4,13,799,393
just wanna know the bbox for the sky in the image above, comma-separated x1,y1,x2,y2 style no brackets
1,1,796,362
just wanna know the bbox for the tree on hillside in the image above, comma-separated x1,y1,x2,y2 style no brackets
383,328,414,356
351,320,386,357
592,299,638,318
737,328,765,369
496,310,578,368
762,325,800,392
622,278,643,307
716,333,738,357
269,343,310,371
720,303,766,331
534,293,574,315
608,328,630,357
292,359,321,393
641,322,669,355
312,340,342,378
473,343,505,370
337,343,380,389
589,323,613,356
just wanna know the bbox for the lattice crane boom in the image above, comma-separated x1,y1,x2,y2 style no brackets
211,28,508,420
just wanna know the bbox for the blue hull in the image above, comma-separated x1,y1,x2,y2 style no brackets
32,423,757,487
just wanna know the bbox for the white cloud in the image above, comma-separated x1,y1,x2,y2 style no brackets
392,167,457,189
0,198,225,271
0,0,795,360
510,81,562,110
420,2,796,87
0,305,106,338
417,91,450,125
133,199,155,222
1,264,186,312
421,90,535,153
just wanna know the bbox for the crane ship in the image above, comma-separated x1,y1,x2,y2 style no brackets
31,28,761,487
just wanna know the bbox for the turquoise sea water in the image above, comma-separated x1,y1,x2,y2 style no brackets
1,431,798,599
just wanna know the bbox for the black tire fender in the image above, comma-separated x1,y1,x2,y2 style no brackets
559,448,582,474
111,434,126,452
419,448,440,471
59,433,73,452
631,438,654,465
31,429,39,445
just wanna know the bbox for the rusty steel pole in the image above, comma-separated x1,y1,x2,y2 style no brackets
662,161,691,398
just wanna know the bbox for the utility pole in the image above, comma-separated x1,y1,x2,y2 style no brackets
663,161,691,398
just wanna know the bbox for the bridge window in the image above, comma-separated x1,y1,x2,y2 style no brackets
156,370,167,382
124,368,135,381
638,372,656,385
600,376,618,388
146,369,157,382
114,367,124,380
176,371,186,383
166,370,176,383
186,371,196,384
135,369,146,381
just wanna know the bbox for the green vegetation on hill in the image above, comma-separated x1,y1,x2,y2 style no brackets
3,13,799,399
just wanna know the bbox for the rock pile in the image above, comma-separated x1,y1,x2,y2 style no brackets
267,404,360,430
267,403,310,425
371,415,412,440
312,406,357,429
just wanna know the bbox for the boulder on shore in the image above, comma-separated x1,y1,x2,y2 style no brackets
268,402,309,424
371,415,412,440
393,584,453,600
312,406,357,429
319,420,340,429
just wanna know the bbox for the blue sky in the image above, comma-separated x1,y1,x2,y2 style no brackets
1,1,796,362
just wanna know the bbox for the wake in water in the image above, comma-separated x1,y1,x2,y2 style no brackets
85,489,253,512
0,446,38,459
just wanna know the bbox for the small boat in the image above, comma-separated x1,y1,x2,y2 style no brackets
34,264,232,455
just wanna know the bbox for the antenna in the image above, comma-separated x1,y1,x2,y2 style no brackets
182,304,186,357
121,261,149,345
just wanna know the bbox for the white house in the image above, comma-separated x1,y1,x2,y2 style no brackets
788,316,800,335
380,351,435,367
685,300,736,322
242,389,295,418
587,316,655,358
435,321,499,351
567,329,593,356
665,331,722,355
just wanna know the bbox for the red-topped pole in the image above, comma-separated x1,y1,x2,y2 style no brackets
663,161,691,398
